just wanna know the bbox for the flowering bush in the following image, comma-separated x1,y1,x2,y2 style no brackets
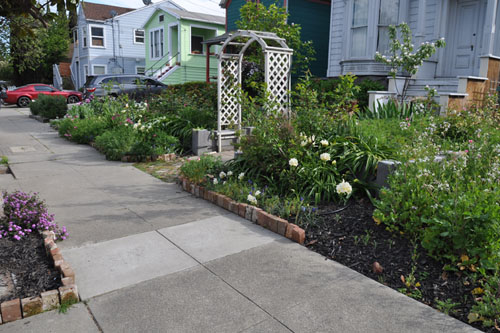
1,191,68,241
373,109,500,270
375,23,445,100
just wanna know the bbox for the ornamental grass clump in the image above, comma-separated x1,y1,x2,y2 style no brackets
1,191,68,241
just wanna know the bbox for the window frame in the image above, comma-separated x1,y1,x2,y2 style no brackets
134,29,145,44
149,27,164,60
89,24,105,48
82,27,88,48
189,24,218,56
346,0,408,60
92,64,107,75
135,66,146,75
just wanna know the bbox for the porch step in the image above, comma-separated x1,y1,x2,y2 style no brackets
406,78,459,97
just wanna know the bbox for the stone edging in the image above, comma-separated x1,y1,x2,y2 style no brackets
178,176,306,245
0,231,79,325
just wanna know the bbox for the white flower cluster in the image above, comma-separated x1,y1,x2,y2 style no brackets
336,180,352,196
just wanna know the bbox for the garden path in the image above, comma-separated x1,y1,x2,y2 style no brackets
0,106,479,332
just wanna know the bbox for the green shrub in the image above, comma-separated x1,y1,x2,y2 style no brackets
355,79,385,109
31,94,67,119
180,155,222,184
94,127,136,161
29,99,42,115
58,117,107,144
374,136,500,269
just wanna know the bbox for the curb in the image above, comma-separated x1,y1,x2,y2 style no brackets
178,176,306,245
0,231,79,325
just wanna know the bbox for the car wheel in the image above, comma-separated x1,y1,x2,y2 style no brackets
17,96,31,108
67,95,80,104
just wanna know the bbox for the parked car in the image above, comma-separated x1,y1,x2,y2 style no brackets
0,84,82,107
83,74,167,100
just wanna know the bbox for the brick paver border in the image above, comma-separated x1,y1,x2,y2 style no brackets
178,176,306,245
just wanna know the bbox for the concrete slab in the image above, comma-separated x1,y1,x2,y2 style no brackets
88,266,275,333
63,231,198,299
52,204,156,249
126,196,231,230
206,241,479,333
0,303,99,333
159,214,280,263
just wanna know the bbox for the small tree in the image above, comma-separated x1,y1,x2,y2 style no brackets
375,23,445,102
236,2,315,76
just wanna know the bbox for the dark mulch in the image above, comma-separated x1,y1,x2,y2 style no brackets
0,232,61,303
304,198,493,333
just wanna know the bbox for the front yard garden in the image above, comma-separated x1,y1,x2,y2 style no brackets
177,78,500,331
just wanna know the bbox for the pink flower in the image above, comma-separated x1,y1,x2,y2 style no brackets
468,140,473,143
465,150,469,153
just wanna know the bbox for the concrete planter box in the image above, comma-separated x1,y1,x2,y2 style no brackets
192,129,212,156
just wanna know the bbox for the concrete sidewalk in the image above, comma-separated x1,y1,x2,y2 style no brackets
0,106,478,332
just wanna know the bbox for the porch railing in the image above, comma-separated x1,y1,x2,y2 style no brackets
145,52,180,79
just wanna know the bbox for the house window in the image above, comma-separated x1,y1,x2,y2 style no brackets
377,0,400,53
150,28,164,59
90,26,105,47
73,29,78,46
191,35,204,54
159,15,164,22
93,65,106,75
136,67,145,75
134,29,145,44
350,0,369,57
82,28,87,48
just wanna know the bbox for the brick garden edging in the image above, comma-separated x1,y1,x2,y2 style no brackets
178,176,306,244
0,231,79,325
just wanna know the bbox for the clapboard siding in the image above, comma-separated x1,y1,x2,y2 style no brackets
408,0,418,33
327,0,345,76
288,0,331,77
424,0,436,39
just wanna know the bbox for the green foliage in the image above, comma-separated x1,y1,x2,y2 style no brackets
356,79,386,109
180,155,222,184
94,127,136,161
57,117,107,144
307,77,385,110
373,112,500,270
0,156,8,165
375,23,446,78
236,2,315,75
359,99,417,120
30,94,67,119
374,23,445,100
470,273,500,327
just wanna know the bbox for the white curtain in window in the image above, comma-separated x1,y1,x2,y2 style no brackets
351,0,369,57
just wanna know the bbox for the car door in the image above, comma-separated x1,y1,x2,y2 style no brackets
33,85,53,99
144,79,166,95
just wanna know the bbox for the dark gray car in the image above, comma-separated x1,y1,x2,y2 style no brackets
83,74,167,100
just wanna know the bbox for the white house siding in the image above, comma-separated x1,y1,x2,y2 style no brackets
408,0,418,32
327,0,345,77
424,0,437,39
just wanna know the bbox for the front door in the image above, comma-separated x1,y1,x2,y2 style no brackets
451,0,483,76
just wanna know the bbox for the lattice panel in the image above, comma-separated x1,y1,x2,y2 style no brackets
219,58,240,126
266,52,291,113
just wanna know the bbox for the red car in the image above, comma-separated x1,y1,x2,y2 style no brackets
1,84,82,107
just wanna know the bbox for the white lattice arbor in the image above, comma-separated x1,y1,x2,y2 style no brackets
215,30,293,152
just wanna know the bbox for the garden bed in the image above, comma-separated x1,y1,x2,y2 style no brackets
0,233,61,303
305,199,493,332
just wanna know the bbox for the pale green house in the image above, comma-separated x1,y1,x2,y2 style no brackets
142,5,225,84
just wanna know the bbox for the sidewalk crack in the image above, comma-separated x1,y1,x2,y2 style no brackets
154,230,295,333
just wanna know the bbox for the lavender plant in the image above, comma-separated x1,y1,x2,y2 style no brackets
1,191,68,241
